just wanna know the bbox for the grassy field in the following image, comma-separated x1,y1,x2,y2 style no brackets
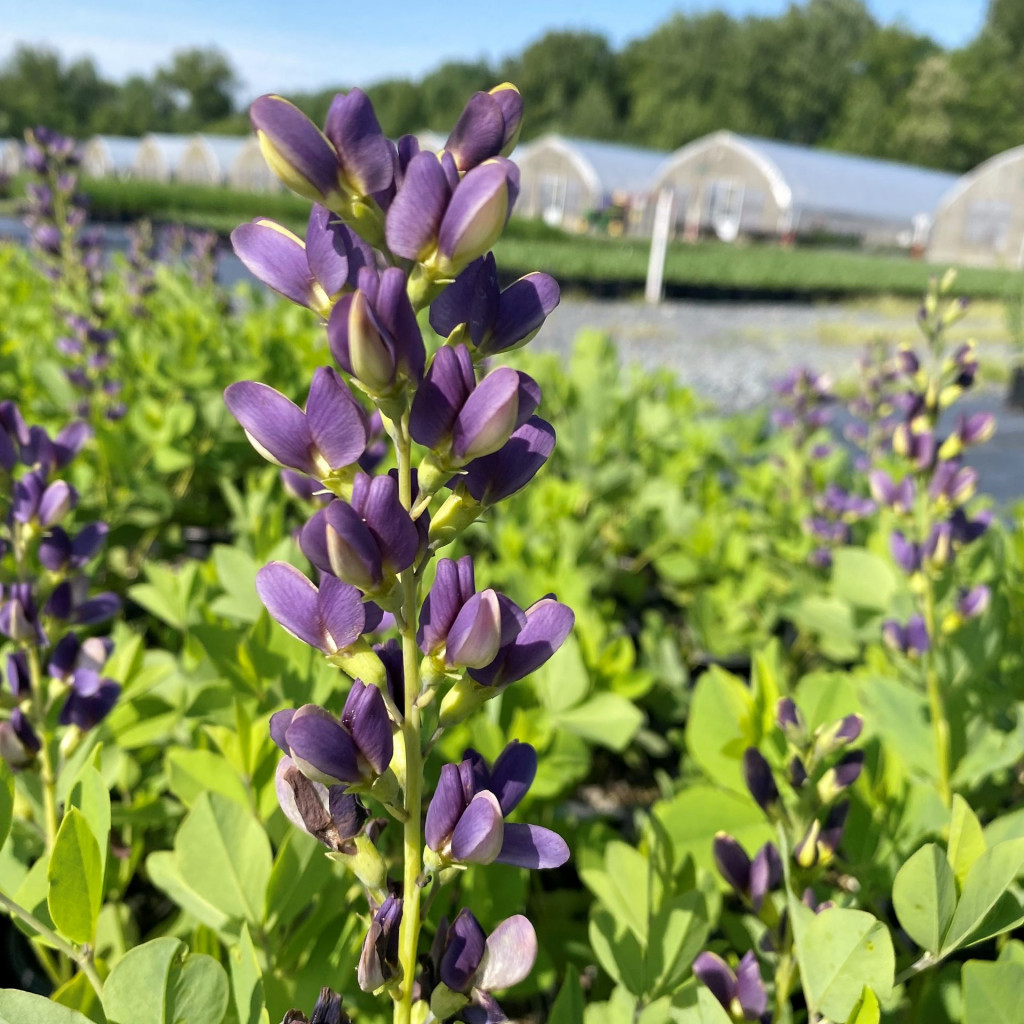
4,176,1023,300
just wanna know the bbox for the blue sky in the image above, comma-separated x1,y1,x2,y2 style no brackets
0,0,990,98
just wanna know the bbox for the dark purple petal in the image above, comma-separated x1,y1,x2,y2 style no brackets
440,909,487,993
491,84,523,150
426,762,467,850
451,791,504,864
713,832,751,895
257,563,325,650
231,220,319,308
429,255,500,345
6,651,31,698
286,705,361,785
743,748,779,814
39,528,73,571
59,669,120,729
373,268,425,381
305,204,373,297
385,151,451,259
693,951,735,1009
488,740,537,815
306,368,370,473
445,92,506,172
39,480,75,527
495,823,569,869
342,680,393,775
318,573,368,650
322,500,383,588
409,345,476,449
358,474,419,574
270,709,296,754
324,88,395,195
461,993,509,1024
462,416,556,504
749,842,782,912
477,597,574,688
489,273,560,353
71,521,108,564
735,952,767,1019
225,382,315,475
73,592,120,626
418,556,474,654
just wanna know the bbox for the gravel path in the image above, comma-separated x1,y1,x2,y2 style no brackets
536,298,1012,413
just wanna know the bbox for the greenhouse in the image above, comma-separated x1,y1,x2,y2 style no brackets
927,145,1024,267
81,136,141,179
132,132,192,182
653,130,957,247
515,133,669,233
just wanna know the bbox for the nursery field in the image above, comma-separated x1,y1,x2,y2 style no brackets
5,175,1022,300
4,108,1024,1024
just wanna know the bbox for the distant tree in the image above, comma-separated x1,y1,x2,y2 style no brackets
155,47,238,130
890,55,967,168
366,79,424,136
503,30,623,139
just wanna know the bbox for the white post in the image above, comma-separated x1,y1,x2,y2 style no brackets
645,188,675,305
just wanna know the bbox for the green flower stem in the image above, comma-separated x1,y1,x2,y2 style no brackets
922,581,952,807
0,888,103,998
395,417,424,1024
28,647,59,851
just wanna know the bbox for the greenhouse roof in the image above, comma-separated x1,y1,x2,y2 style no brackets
525,135,670,196
723,132,957,223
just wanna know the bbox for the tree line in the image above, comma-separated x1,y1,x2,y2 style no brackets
2,0,1023,174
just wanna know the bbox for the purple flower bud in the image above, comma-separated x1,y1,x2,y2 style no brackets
445,93,508,173
324,89,396,197
305,204,375,297
776,697,805,739
281,988,352,1024
923,521,952,568
713,832,750,895
5,652,30,699
437,159,518,274
0,709,41,768
883,615,930,656
419,556,477,655
956,411,995,447
250,95,342,204
445,590,502,668
749,843,783,912
58,669,120,730
929,461,977,505
950,507,991,546
385,151,453,260
743,748,779,816
440,908,488,993
957,584,990,619
461,415,556,505
693,951,767,1021
889,531,920,574
358,894,403,992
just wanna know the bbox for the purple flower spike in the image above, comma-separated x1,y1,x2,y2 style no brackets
225,369,369,481
462,416,556,505
256,562,368,655
385,151,452,260
250,95,342,203
231,220,326,311
324,88,396,197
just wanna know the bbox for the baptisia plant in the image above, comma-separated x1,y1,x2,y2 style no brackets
227,83,571,1024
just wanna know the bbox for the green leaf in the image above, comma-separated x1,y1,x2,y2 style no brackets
892,844,957,954
846,987,880,1024
69,766,111,880
230,923,270,1024
553,693,644,752
0,990,94,1024
547,967,584,1024
654,786,773,875
857,676,935,779
684,666,755,794
146,852,232,934
941,839,1024,954
947,795,987,890
588,911,646,997
670,984,734,1024
831,548,896,610
173,791,272,927
0,759,13,851
533,633,590,712
102,937,183,1024
649,891,709,999
165,749,250,810
796,908,894,1022
48,808,103,945
102,935,230,1024
961,960,1024,1024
